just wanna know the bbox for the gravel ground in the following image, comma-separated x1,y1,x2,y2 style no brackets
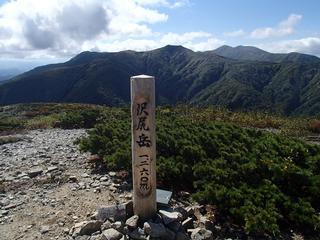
0,129,131,240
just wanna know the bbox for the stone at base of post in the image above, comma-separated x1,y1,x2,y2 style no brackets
131,75,157,220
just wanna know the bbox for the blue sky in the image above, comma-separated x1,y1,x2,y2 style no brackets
0,0,319,69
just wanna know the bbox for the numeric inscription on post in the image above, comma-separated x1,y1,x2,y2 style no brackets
135,102,152,196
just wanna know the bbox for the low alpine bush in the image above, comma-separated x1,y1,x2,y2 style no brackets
79,107,320,236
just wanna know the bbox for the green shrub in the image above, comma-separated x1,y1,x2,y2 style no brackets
78,108,320,236
0,117,24,132
57,108,102,129
25,114,60,129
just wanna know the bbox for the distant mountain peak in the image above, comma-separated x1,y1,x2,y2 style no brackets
158,45,193,53
213,45,284,62
213,45,320,63
163,44,188,49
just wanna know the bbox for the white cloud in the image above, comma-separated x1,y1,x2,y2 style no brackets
259,37,320,56
160,31,212,44
185,38,225,51
169,0,190,8
159,31,224,51
0,0,221,59
134,0,190,8
224,29,246,37
97,39,158,52
0,0,170,58
250,14,302,39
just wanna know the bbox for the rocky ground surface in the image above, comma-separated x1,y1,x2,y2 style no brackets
0,129,134,240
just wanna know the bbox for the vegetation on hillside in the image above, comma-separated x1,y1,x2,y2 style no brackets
78,106,320,237
1,45,320,116
0,103,103,134
1,103,320,137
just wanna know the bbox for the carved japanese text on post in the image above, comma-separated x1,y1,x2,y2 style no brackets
134,101,152,196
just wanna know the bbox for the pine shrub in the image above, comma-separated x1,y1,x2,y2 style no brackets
79,108,320,235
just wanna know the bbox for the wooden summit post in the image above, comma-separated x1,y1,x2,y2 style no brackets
131,75,157,220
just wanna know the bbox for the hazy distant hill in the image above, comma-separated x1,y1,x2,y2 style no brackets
0,68,22,82
0,75,12,82
0,45,320,116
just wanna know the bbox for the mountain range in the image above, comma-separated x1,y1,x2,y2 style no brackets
0,45,320,116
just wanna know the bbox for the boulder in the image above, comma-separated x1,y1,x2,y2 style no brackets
96,204,126,222
79,221,103,236
101,228,123,240
125,215,139,229
143,222,167,238
28,168,43,178
159,210,182,225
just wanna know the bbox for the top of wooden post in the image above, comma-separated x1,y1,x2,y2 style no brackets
131,75,154,79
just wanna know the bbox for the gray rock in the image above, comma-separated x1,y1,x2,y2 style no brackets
143,222,167,238
125,215,139,229
101,220,112,231
47,166,58,172
90,235,103,240
167,221,182,232
176,232,191,240
92,230,101,236
185,207,194,217
71,222,86,237
3,203,17,210
101,228,123,240
97,204,126,222
79,220,103,236
17,173,28,179
40,225,50,234
82,173,90,178
174,207,189,221
198,217,213,230
100,176,108,182
182,217,194,229
0,210,9,216
110,221,123,231
28,168,43,178
129,228,146,240
69,175,78,182
108,172,116,177
5,176,15,182
75,236,90,240
190,228,213,240
0,198,10,206
159,210,182,225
